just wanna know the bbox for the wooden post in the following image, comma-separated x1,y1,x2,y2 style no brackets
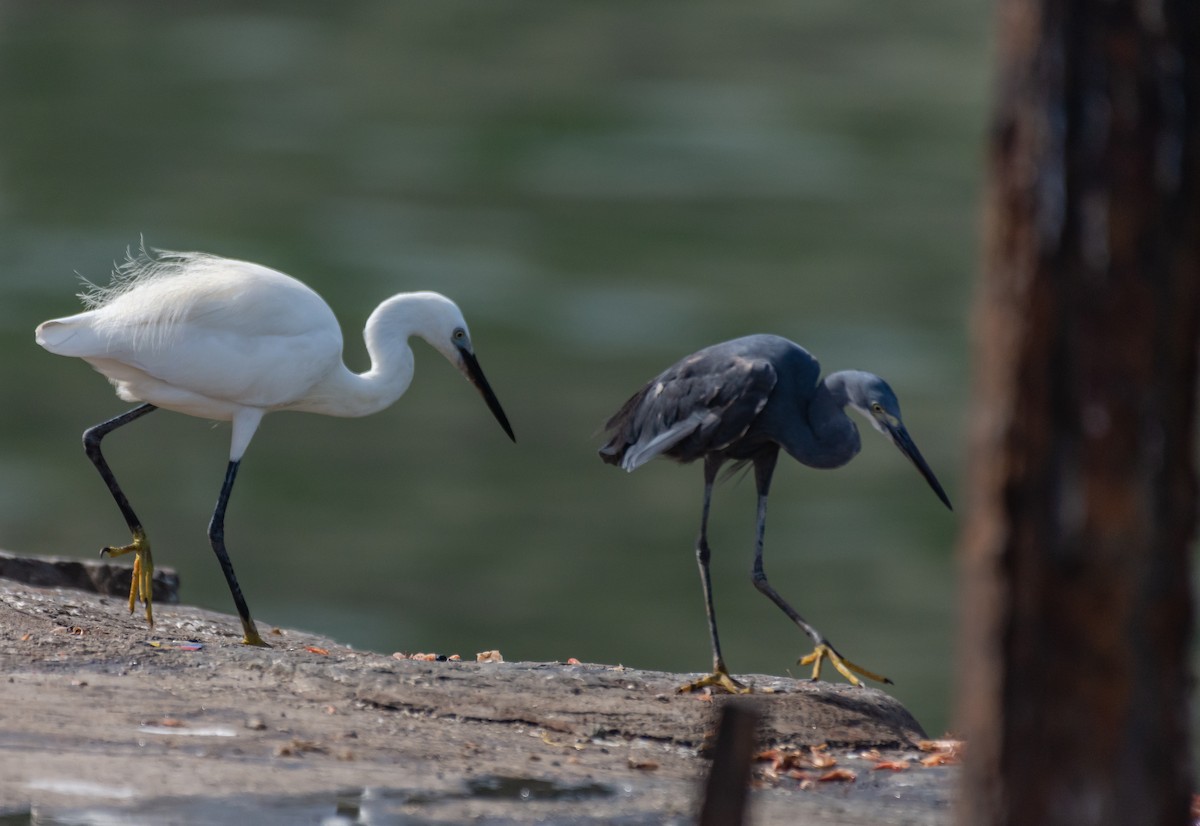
956,0,1200,823
699,702,759,826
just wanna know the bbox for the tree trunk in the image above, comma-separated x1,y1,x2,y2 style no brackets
957,1,1200,824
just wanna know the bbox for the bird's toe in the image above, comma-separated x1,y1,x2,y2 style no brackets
677,669,751,695
799,643,890,687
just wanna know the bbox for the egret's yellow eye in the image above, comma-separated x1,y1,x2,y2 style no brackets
452,328,467,342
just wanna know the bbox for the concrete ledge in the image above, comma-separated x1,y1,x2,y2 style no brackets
0,557,955,824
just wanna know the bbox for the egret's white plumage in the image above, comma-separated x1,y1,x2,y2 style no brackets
37,249,513,457
37,246,515,644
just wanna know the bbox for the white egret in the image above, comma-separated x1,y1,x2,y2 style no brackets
36,246,515,645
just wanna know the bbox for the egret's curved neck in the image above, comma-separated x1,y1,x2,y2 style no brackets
296,295,437,418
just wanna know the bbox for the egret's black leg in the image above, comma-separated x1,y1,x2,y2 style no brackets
83,403,158,625
679,456,748,695
209,460,267,646
748,452,891,687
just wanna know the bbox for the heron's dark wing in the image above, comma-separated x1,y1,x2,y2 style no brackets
599,351,778,471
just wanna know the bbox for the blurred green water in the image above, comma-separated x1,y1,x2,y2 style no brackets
0,3,985,736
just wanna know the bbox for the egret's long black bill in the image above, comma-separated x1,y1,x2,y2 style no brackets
459,350,516,442
889,425,952,510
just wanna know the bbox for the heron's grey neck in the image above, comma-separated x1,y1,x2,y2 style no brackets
787,371,862,469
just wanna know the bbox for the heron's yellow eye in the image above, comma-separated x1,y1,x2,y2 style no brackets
870,402,884,416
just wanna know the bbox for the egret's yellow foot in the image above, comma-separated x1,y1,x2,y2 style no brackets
799,643,892,687
241,623,269,647
678,667,750,695
101,530,154,627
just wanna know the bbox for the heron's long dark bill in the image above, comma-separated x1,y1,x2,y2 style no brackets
888,425,952,510
459,350,516,442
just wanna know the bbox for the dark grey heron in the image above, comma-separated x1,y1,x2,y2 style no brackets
599,334,951,693
36,247,515,645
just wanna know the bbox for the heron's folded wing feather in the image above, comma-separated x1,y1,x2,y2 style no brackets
601,352,778,468
618,411,708,471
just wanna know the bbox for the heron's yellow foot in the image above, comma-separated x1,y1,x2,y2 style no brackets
101,530,154,628
677,667,750,695
799,643,892,686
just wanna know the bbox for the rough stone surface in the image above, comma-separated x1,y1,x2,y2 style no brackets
0,548,180,603
0,559,956,824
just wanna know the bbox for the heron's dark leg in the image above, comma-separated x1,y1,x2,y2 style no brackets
748,451,891,687
679,456,748,695
209,460,267,646
83,403,158,626
697,458,727,671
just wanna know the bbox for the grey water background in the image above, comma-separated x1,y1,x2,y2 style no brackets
1,4,984,737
